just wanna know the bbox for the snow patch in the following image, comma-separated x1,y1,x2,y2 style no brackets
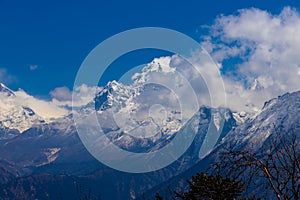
44,148,61,163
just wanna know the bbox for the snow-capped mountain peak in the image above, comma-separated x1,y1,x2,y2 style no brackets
0,84,69,133
87,58,193,140
0,83,15,97
93,80,183,138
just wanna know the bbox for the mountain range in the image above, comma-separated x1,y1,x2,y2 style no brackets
0,77,298,199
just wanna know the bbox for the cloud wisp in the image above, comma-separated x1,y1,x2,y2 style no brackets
51,84,101,108
29,65,39,71
50,86,72,102
0,68,17,85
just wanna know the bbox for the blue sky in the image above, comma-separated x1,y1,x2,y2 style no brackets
0,0,299,98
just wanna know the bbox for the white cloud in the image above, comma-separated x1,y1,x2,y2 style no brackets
201,6,300,112
51,84,100,107
50,86,72,101
0,68,17,84
29,65,39,71
13,89,68,119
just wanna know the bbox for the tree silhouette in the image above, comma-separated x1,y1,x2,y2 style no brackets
175,172,244,200
220,128,299,200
